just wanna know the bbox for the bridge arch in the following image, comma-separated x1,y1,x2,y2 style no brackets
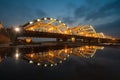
70,25,98,37
22,17,69,34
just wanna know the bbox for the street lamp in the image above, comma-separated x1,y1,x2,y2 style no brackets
14,27,20,32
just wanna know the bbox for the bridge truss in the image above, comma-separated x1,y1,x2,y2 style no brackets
22,17,105,38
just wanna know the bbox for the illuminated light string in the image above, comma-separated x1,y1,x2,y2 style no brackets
23,17,71,35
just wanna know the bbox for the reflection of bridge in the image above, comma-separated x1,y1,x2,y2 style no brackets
0,45,104,67
3,17,117,44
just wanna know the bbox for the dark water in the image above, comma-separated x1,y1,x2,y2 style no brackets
0,45,120,80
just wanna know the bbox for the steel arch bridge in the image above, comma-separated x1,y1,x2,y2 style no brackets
6,17,117,44
21,17,105,38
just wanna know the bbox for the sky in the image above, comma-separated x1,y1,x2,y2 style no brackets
0,0,120,35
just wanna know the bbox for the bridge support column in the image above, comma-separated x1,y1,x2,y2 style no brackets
9,28,20,45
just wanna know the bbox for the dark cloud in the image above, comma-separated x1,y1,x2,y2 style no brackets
36,9,47,18
0,0,47,27
95,18,120,35
73,0,120,21
64,0,120,34
74,6,89,18
85,0,120,21
66,2,77,10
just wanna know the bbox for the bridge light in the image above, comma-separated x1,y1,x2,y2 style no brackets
30,28,34,31
37,19,40,21
37,63,41,66
64,58,66,60
58,20,61,23
44,18,47,20
29,60,33,63
48,52,54,57
71,37,75,42
25,37,31,43
63,23,65,26
50,18,53,20
67,55,70,57
55,63,57,66
29,21,33,24
30,54,34,58
14,27,20,32
64,49,67,53
44,64,47,67
15,53,20,59
64,31,67,34
51,64,53,67
48,27,53,31
59,60,62,63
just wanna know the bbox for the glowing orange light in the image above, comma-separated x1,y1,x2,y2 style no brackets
48,52,54,57
25,37,31,43
71,37,75,42
65,49,68,53
30,54,34,58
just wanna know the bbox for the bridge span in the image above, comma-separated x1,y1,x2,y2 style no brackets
0,17,119,44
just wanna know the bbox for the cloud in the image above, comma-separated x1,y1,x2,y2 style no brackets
36,9,47,18
95,18,120,34
74,6,89,18
64,0,120,34
85,0,120,21
0,0,47,27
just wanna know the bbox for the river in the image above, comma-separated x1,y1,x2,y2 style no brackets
0,44,120,80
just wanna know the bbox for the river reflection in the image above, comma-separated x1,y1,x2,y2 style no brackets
0,45,104,67
1,45,120,80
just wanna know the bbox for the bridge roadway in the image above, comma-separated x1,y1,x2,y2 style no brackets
16,30,111,43
4,28,116,43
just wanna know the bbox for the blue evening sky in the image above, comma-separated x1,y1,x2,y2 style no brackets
0,0,120,34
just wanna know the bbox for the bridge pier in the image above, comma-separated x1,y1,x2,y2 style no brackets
6,28,21,45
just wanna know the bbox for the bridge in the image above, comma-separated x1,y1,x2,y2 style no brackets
0,17,119,44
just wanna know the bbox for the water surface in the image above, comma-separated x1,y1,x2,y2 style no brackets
0,45,120,80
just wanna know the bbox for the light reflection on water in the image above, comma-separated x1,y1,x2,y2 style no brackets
0,45,120,80
0,45,104,67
